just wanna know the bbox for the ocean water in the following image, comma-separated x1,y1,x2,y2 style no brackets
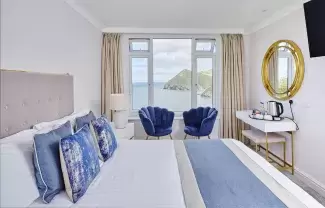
132,82,212,111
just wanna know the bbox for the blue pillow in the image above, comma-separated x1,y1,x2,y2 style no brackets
59,125,100,203
75,111,96,131
33,121,73,203
91,115,117,162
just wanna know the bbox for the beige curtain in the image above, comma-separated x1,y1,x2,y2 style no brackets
219,34,246,140
101,33,123,120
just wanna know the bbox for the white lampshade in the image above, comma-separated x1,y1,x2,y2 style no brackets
110,94,128,111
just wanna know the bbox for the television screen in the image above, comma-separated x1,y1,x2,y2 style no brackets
304,0,325,58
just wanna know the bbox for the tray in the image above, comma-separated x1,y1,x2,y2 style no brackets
249,115,284,121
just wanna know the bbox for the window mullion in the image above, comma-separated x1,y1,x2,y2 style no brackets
191,38,197,108
148,38,154,106
212,56,217,108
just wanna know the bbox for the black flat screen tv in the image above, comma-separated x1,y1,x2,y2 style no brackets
304,0,325,58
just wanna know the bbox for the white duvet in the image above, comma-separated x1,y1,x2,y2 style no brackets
29,140,186,208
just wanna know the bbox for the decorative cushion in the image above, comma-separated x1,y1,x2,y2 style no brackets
75,111,96,131
89,124,104,161
59,125,100,203
91,115,118,162
33,121,73,203
74,111,101,160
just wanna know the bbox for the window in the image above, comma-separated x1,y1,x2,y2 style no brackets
153,39,192,111
131,57,149,109
129,39,149,52
196,58,213,107
195,39,216,52
129,36,218,113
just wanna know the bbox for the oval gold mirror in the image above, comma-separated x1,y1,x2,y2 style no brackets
262,40,305,100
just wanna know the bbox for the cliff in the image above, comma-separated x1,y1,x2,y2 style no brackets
163,69,212,97
163,69,192,91
201,86,212,97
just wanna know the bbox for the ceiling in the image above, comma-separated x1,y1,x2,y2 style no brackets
67,0,304,33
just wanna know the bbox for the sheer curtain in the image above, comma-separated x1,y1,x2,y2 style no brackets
219,34,246,139
101,33,123,120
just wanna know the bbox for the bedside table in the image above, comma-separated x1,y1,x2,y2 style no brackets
111,122,134,140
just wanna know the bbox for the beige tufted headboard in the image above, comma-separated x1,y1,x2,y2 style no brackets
0,70,74,138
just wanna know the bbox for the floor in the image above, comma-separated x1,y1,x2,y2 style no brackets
254,146,325,206
136,136,325,206
283,172,325,206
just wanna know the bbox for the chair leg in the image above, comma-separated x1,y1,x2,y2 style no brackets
198,136,200,140
169,134,173,140
208,135,211,139
184,134,187,140
146,135,149,140
157,136,160,140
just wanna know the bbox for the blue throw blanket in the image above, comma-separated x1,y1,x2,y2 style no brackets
184,140,286,208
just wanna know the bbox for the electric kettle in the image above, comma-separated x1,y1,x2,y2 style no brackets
267,101,284,117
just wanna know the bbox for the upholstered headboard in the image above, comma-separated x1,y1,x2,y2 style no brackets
0,70,74,138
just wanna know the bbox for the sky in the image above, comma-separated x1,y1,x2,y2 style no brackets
132,39,213,83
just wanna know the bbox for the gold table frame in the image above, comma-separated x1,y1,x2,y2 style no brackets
243,131,294,175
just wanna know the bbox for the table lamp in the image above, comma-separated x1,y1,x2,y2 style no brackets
110,94,128,129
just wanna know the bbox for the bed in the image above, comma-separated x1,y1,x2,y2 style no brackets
0,70,323,208
27,139,324,208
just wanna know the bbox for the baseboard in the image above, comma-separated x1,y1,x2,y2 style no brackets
295,168,325,198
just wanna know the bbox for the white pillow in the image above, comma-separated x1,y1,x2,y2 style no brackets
0,143,40,207
35,120,74,136
33,110,90,130
0,129,38,145
33,119,67,131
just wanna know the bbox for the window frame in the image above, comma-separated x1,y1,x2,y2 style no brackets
126,34,221,116
129,38,150,52
195,39,216,53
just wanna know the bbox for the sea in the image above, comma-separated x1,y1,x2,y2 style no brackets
132,82,212,111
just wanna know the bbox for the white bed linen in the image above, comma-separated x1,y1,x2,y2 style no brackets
29,140,186,208
29,139,323,208
0,129,40,208
33,110,90,130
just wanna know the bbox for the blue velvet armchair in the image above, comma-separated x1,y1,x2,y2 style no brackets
183,107,218,139
139,106,175,140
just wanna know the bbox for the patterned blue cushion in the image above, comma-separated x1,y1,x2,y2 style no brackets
33,121,73,203
75,111,96,131
91,115,117,162
59,125,100,203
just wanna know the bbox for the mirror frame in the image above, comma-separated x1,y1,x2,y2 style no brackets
262,40,305,100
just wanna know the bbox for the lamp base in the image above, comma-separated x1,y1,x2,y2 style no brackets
113,110,128,129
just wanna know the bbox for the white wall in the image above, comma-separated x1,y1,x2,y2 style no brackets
0,0,102,116
248,8,325,189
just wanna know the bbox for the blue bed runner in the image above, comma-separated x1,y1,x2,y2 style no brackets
184,140,287,208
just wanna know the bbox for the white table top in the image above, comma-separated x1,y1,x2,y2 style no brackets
236,110,297,133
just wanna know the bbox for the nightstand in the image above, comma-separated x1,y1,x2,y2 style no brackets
111,122,134,140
